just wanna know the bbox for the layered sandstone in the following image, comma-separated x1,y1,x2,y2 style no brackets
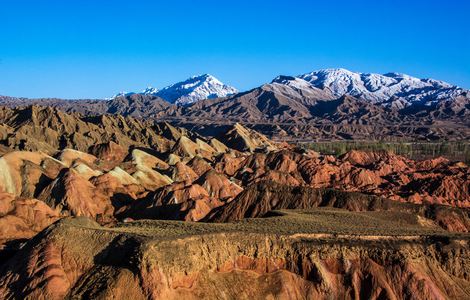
0,216,468,299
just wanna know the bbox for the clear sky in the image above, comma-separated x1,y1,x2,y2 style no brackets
1,0,469,99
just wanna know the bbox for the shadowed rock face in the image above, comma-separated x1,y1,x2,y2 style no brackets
0,106,470,298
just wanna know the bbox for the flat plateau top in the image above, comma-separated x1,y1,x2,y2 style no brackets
64,208,470,242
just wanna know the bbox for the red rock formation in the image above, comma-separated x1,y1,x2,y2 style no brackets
194,169,243,201
1,218,468,299
0,193,60,249
171,161,199,184
38,169,114,221
187,156,213,176
90,141,127,166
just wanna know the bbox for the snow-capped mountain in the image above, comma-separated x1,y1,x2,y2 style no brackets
113,74,237,105
155,74,237,105
272,68,467,106
111,86,159,99
142,87,159,95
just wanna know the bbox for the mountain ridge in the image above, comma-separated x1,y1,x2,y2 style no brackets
1,68,469,141
302,68,466,104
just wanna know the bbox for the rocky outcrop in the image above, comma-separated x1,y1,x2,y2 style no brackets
89,141,127,166
0,217,468,299
0,151,65,196
218,123,276,152
0,193,60,251
118,182,221,221
194,170,243,201
37,169,114,221
171,162,199,184
0,106,182,154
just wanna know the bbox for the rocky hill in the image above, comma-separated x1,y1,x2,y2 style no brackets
1,215,468,299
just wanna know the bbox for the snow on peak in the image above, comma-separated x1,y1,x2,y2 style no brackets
112,74,237,105
295,68,466,105
142,87,159,94
156,74,238,105
110,86,159,99
271,75,314,91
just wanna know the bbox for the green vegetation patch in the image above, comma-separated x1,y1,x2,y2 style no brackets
302,141,470,163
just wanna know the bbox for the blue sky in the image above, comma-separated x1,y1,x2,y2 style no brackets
1,0,469,98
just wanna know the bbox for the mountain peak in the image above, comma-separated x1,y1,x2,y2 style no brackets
142,86,159,94
156,74,237,105
112,74,237,106
190,73,214,80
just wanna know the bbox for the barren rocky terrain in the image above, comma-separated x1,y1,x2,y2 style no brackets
0,105,469,299
2,92,469,141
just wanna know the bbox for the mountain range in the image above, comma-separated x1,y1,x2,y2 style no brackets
1,68,469,141
109,68,467,107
